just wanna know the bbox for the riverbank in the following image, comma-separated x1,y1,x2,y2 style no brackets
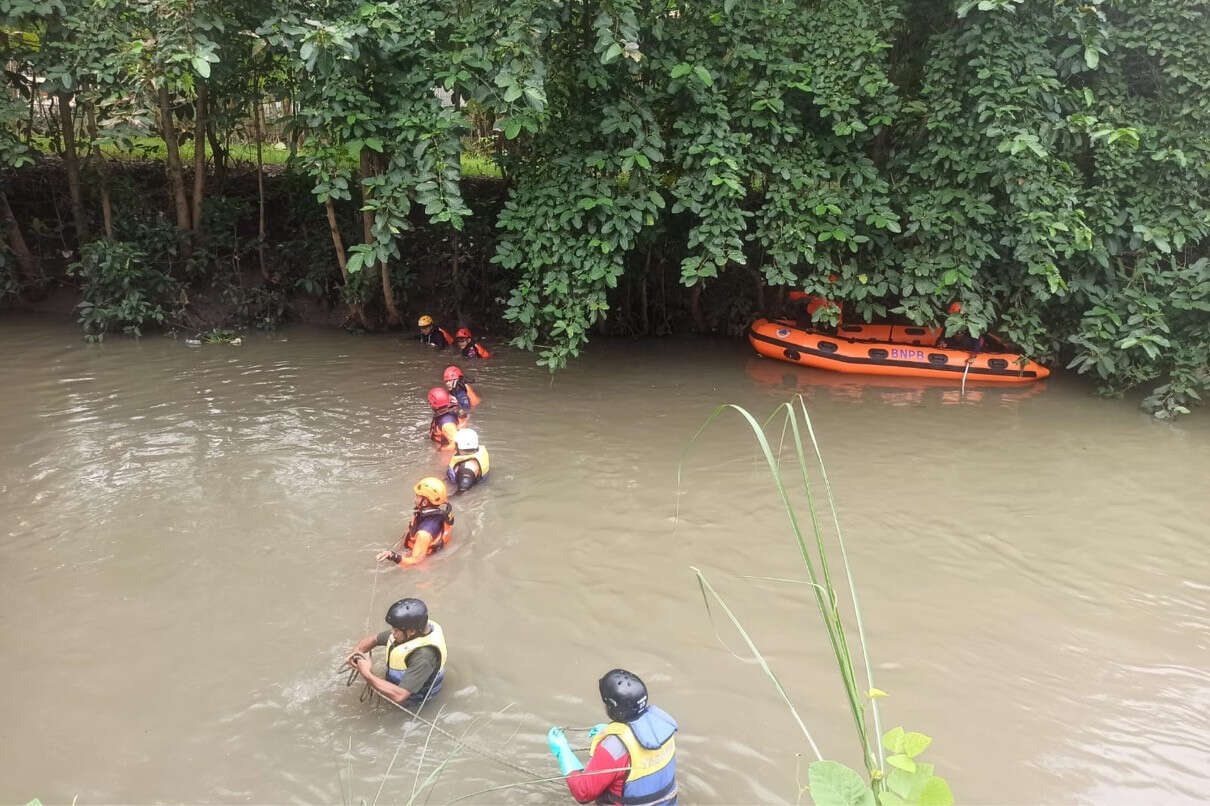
3,156,762,341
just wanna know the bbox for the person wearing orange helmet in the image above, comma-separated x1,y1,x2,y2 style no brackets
443,365,481,410
417,315,453,349
940,301,985,352
454,327,491,359
376,478,454,567
427,387,464,448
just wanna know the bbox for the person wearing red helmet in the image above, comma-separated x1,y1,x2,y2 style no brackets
454,327,491,359
443,365,481,410
376,478,454,568
427,387,464,448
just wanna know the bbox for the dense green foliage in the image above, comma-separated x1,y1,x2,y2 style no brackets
2,0,1208,414
68,239,175,338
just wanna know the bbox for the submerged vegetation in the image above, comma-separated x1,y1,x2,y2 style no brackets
685,398,953,805
2,0,1208,415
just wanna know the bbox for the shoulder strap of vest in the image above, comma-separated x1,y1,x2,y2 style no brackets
414,503,452,522
450,448,483,467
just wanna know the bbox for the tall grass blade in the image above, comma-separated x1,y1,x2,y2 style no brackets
683,398,886,783
693,566,823,761
765,404,872,766
798,396,885,771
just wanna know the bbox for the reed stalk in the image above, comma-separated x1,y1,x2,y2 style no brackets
681,396,885,783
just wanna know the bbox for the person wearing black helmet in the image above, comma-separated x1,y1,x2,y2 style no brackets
546,669,678,804
345,598,447,707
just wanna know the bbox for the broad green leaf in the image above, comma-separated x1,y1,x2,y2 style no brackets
903,732,932,758
693,65,713,86
919,777,954,806
670,62,693,79
886,755,916,773
602,43,623,64
191,57,211,78
808,761,876,806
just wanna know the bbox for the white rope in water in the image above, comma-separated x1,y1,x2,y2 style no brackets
356,686,554,783
363,565,381,633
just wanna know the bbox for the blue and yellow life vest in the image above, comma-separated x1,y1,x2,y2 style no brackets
588,706,678,805
385,621,448,704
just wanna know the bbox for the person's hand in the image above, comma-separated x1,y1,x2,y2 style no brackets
376,550,401,564
547,727,584,776
587,723,607,740
349,653,371,675
344,651,364,669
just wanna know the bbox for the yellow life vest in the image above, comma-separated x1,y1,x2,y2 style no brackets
386,621,448,685
449,445,490,477
589,720,676,783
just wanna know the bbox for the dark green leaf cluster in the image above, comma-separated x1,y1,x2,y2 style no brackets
67,239,176,339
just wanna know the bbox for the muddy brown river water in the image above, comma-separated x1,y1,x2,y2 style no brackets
1,316,1208,804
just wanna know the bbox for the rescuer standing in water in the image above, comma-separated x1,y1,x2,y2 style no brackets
346,598,447,706
417,315,453,348
447,427,489,494
377,477,454,567
443,365,481,410
547,669,679,804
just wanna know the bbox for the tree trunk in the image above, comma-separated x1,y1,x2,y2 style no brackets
190,82,207,232
253,97,267,280
325,198,349,279
325,197,369,328
451,231,463,323
206,119,226,189
285,90,297,159
0,190,41,295
357,150,378,321
85,101,113,239
46,94,61,154
56,91,88,245
158,85,192,233
690,281,705,332
359,150,401,327
379,248,401,327
640,247,651,335
26,70,35,145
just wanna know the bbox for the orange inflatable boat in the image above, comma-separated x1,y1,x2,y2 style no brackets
747,318,1049,383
